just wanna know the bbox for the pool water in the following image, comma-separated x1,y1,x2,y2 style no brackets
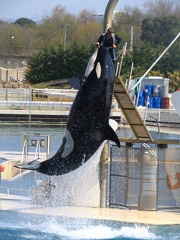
0,211,180,240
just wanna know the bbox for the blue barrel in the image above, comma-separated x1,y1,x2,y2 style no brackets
153,97,162,109
137,96,144,106
139,90,144,97
144,85,153,96
148,97,154,108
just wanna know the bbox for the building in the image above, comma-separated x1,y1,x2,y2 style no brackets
93,10,125,24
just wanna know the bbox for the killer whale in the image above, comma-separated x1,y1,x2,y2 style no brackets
15,47,120,176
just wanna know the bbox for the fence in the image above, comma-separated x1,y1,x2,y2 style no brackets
0,88,77,111
109,144,180,210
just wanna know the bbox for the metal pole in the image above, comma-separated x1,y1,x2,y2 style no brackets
117,42,127,76
100,142,109,208
127,62,134,89
103,0,119,30
64,26,67,51
10,36,14,55
61,25,69,51
130,26,133,51
135,80,142,107
149,115,160,138
138,145,144,210
28,89,32,128
46,135,51,156
129,32,180,93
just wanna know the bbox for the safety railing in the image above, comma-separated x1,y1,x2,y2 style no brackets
21,133,51,163
0,88,77,111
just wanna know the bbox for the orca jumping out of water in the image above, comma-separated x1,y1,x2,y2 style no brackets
15,47,120,176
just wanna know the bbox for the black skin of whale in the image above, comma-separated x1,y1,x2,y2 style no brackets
16,47,120,175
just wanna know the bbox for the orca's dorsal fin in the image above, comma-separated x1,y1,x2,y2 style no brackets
104,124,120,148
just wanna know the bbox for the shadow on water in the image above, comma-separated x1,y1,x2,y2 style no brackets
0,211,180,240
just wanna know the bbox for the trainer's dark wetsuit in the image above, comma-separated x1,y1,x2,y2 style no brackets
97,33,121,60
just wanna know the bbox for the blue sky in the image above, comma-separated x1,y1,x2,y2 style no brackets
0,0,146,21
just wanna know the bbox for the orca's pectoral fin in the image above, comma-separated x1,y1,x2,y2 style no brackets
104,124,120,148
14,159,41,171
69,76,87,89
69,76,81,89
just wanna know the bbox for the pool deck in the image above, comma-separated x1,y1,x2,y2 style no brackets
0,194,180,225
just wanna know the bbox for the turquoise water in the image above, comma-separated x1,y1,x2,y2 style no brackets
0,211,180,240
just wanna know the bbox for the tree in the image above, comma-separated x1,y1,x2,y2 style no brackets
35,18,62,49
14,18,36,26
73,22,102,45
25,43,94,83
77,9,96,24
144,0,180,17
141,16,180,47
113,6,145,46
0,2,179,86
37,5,78,49
0,23,27,55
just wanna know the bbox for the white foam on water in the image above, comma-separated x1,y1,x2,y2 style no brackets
21,234,42,240
119,224,161,239
0,219,161,239
17,221,162,239
61,224,161,239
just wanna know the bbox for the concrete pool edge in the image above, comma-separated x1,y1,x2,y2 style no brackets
0,196,180,225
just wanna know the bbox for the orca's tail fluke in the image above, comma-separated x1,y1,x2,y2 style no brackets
14,159,41,171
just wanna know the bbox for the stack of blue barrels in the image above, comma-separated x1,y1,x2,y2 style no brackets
137,84,169,109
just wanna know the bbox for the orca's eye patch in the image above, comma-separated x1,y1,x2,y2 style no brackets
96,62,101,78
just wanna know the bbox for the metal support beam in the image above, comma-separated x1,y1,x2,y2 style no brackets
103,0,119,31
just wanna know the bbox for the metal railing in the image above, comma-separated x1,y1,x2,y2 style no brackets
21,133,51,162
0,88,77,111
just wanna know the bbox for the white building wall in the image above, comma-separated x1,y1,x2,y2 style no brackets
0,67,25,81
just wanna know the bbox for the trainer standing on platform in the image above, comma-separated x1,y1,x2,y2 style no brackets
96,27,121,62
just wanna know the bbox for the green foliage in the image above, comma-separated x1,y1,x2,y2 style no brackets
14,18,36,26
25,42,95,84
168,70,180,92
141,16,180,47
119,39,180,81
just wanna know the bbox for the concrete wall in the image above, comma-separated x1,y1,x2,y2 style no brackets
0,67,25,81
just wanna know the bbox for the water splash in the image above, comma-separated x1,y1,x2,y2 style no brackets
0,212,162,240
118,224,160,239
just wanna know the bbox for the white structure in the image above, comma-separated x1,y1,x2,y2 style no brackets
93,10,125,24
0,67,25,81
